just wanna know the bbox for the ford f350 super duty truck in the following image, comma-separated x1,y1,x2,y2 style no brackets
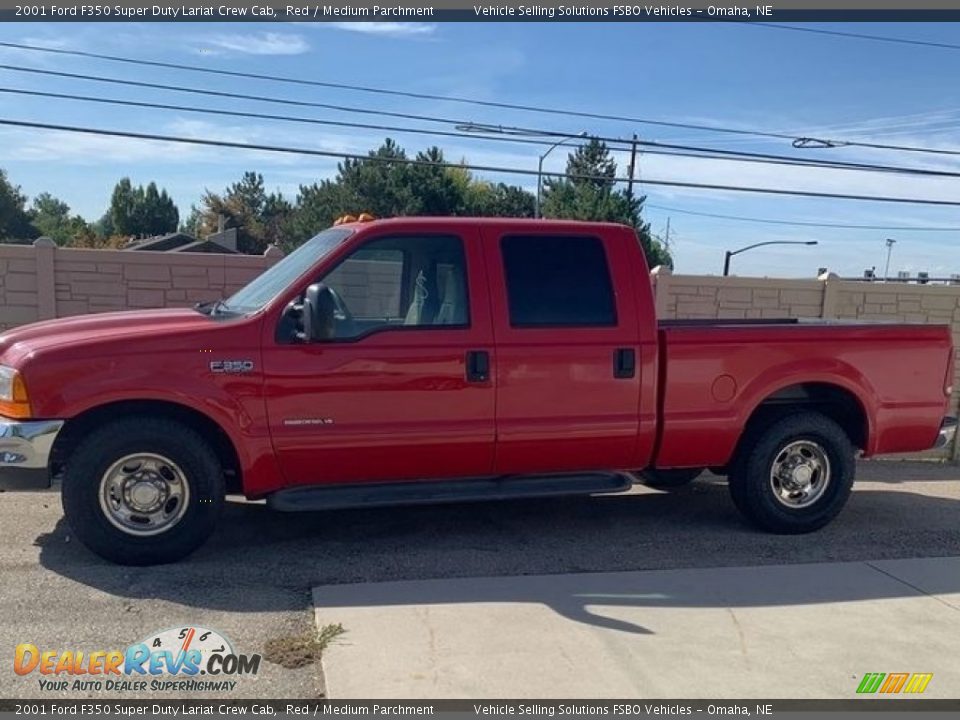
0,217,955,564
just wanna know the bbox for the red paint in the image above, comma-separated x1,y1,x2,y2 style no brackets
0,218,952,498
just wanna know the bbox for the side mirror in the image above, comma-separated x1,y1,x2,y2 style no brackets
300,283,335,342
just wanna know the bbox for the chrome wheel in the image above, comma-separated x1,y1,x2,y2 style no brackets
769,440,831,509
98,453,190,536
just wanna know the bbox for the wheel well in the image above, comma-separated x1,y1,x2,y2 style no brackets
743,383,868,451
50,400,243,494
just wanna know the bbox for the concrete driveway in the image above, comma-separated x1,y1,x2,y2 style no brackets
315,558,960,698
1,461,958,699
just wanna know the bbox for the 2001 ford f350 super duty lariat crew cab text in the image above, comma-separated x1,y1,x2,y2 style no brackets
0,218,955,564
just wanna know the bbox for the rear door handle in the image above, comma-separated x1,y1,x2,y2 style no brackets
614,348,636,379
466,350,490,383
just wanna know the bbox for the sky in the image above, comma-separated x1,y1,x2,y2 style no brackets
0,20,959,277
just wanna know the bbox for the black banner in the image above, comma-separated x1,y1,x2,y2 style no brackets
4,2,960,23
2,699,960,715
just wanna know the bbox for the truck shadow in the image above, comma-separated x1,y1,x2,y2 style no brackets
35,474,960,635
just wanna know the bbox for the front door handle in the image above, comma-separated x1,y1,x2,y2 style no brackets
614,348,636,379
466,350,490,383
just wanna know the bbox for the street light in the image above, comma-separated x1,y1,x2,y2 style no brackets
455,123,587,218
883,238,896,281
535,132,588,218
723,240,818,276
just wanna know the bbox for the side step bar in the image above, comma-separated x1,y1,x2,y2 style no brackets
267,472,633,512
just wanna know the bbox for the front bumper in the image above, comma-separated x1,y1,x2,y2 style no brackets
0,418,64,490
934,416,958,449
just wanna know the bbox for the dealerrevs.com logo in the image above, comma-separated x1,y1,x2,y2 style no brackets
14,626,261,693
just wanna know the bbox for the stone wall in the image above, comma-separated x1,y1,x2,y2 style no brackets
0,238,283,331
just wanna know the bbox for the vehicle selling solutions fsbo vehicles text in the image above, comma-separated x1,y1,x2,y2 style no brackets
472,6,767,17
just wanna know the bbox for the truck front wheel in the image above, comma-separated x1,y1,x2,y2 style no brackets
61,418,224,565
728,411,855,533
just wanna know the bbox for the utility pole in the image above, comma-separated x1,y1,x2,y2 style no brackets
883,238,896,281
663,217,671,252
626,134,638,202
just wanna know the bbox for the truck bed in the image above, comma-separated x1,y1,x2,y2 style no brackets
654,319,953,468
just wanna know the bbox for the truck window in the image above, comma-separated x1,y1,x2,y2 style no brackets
501,235,616,327
320,235,469,340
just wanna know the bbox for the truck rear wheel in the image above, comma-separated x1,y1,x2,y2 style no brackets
638,468,703,488
61,418,224,565
728,411,854,533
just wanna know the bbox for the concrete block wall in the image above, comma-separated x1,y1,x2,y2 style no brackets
0,238,283,330
327,258,404,318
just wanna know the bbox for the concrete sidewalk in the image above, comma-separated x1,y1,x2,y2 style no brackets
313,557,960,698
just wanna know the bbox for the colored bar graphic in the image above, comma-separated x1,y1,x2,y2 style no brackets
857,673,886,694
904,673,934,694
880,673,909,693
857,672,933,694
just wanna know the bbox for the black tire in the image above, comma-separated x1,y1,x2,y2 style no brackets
639,468,703,488
728,411,854,534
61,417,224,565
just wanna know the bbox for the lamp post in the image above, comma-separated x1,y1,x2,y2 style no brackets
454,123,587,219
535,132,587,218
883,238,896,281
723,240,818,276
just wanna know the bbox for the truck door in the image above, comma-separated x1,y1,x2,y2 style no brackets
261,223,495,486
481,227,642,474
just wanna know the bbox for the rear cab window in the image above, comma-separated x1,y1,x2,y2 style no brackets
500,235,617,327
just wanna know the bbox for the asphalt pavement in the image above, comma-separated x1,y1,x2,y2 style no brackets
1,461,958,699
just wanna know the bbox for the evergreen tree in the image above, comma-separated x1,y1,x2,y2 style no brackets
542,139,672,268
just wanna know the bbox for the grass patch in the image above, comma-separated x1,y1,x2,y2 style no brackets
263,623,346,669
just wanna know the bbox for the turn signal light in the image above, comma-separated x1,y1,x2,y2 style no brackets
0,372,31,419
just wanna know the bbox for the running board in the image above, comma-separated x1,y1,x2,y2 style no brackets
267,472,633,512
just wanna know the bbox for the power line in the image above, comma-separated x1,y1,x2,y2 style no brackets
4,39,959,157
645,204,960,232
7,85,960,180
0,40,808,142
4,117,960,207
0,87,553,149
747,23,960,52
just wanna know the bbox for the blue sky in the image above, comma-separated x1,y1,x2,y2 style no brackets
1,20,959,277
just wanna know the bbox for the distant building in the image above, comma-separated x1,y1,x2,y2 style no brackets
124,228,238,254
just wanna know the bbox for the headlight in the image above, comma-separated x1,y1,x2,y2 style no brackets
0,366,31,418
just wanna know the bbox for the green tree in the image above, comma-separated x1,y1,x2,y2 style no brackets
179,204,202,236
282,180,350,251
0,169,38,241
335,139,420,217
29,192,89,246
542,139,672,268
108,177,179,237
197,172,292,254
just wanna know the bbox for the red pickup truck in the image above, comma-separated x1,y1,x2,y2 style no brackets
0,217,955,564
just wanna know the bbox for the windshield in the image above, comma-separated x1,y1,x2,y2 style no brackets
224,228,353,313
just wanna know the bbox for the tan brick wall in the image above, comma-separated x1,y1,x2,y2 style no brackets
0,239,282,330
654,269,960,460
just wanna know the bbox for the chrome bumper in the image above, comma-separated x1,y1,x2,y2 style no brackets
0,418,63,490
935,416,958,449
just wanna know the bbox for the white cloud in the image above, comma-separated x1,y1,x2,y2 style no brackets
324,22,437,38
194,32,309,56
